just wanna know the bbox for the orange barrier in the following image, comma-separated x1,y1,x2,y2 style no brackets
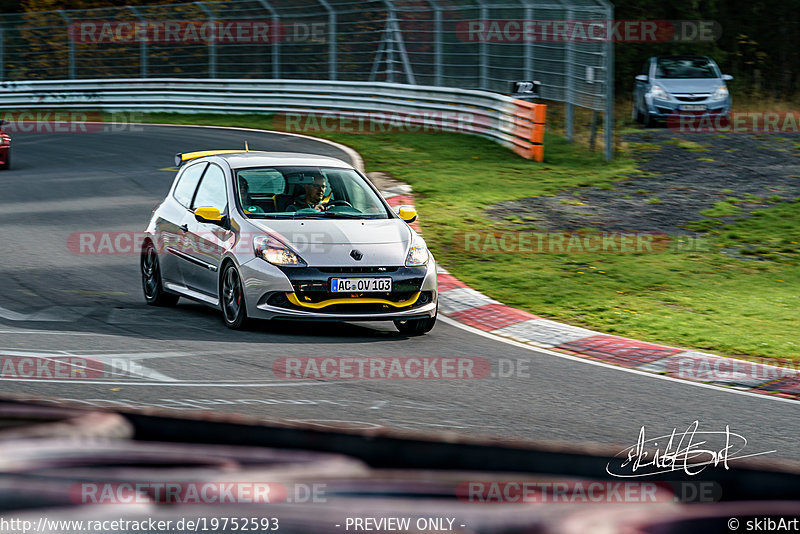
511,99,546,162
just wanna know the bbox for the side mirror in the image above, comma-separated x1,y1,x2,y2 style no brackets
635,75,648,83
396,205,417,223
721,74,733,81
194,206,224,225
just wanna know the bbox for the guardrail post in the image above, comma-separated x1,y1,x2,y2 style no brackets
195,2,217,78
255,0,280,79
604,4,614,161
57,11,76,79
128,7,148,78
564,7,574,142
316,0,336,80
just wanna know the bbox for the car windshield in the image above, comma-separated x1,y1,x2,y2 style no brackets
234,166,390,219
655,57,718,79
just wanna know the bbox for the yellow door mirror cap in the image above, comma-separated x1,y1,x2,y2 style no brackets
397,205,418,223
194,206,224,223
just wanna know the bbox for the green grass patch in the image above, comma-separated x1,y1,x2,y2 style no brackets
128,112,800,361
701,201,742,218
717,201,800,262
666,139,711,152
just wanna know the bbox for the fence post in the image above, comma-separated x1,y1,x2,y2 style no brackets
523,2,533,84
128,6,148,78
194,2,217,78
0,24,4,82
316,0,336,80
475,0,488,90
426,0,442,87
564,7,574,142
385,4,396,83
255,0,280,79
604,3,614,161
57,11,76,79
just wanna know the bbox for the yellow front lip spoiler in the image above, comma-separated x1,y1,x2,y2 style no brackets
286,292,421,310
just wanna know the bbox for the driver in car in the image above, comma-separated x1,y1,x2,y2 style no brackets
288,176,328,211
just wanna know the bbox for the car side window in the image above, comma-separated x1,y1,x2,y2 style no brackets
192,163,228,213
173,162,207,208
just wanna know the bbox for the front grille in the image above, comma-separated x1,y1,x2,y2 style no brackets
674,94,710,102
317,266,399,273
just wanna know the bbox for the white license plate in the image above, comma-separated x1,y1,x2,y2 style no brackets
680,104,707,111
331,278,392,293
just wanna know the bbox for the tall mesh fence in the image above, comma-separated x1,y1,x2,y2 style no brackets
0,0,613,155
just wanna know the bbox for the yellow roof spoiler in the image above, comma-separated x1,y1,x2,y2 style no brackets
174,149,266,166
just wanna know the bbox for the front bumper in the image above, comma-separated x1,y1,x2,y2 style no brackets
647,96,730,120
239,257,438,321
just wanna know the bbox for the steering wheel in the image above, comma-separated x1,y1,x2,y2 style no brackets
325,199,353,209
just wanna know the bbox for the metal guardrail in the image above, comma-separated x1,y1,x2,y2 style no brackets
0,78,546,161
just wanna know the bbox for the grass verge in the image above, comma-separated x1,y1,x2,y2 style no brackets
132,112,800,362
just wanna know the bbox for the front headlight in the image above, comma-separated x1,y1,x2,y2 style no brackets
649,85,668,100
712,85,729,100
405,235,429,267
253,236,306,267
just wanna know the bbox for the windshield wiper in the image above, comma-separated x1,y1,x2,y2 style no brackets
321,212,369,219
254,213,300,219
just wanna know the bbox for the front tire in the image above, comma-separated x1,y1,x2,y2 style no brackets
643,107,656,128
394,310,437,336
141,242,179,307
221,263,249,330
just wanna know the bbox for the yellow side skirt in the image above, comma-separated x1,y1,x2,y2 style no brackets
286,292,421,310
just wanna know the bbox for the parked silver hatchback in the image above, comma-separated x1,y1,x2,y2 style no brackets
141,150,438,334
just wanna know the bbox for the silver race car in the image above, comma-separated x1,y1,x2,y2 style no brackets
141,150,438,334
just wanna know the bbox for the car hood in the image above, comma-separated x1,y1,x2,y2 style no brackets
247,218,414,266
654,78,723,94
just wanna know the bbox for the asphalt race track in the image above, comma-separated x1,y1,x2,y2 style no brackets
1,124,798,462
